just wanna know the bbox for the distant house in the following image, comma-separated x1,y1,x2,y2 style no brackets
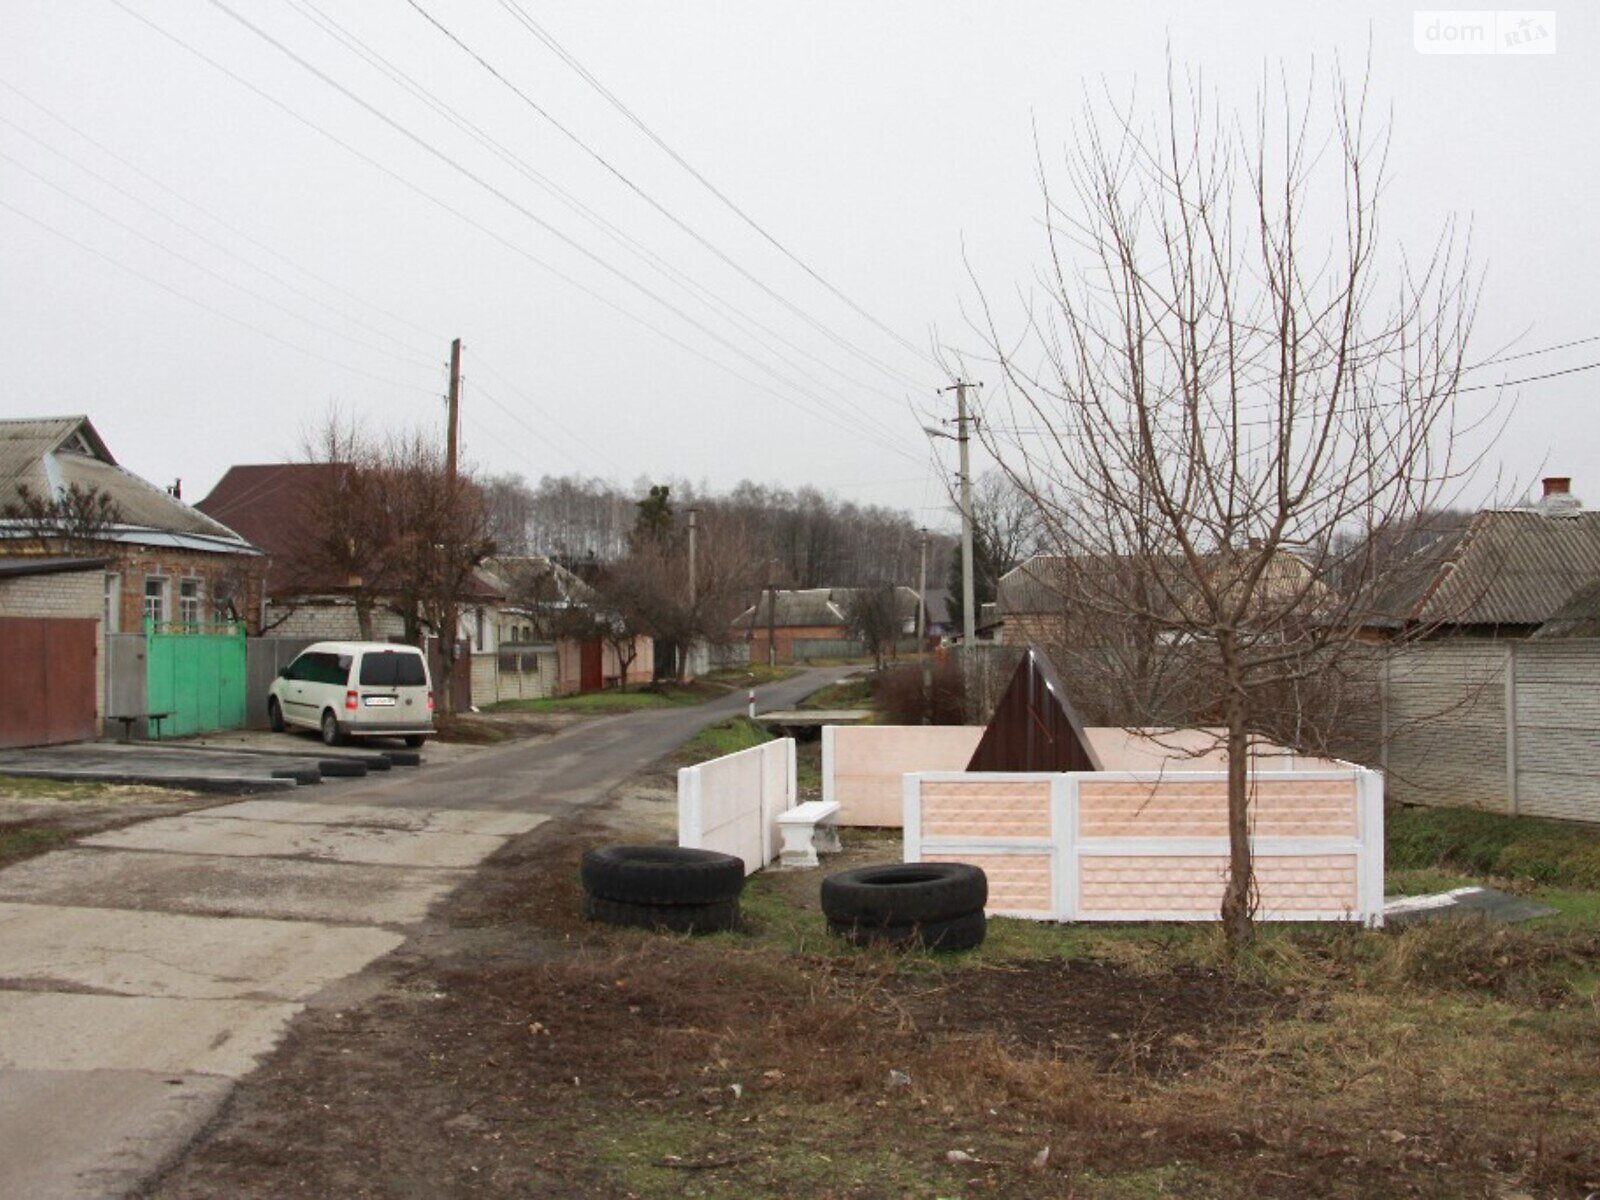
1361,477,1600,640
995,548,1322,648
731,586,923,665
0,416,261,634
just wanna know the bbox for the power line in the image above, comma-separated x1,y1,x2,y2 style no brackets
0,196,439,396
404,0,929,395
284,0,914,448
107,1,924,467
497,0,940,372
198,0,922,462
0,74,441,346
0,148,439,371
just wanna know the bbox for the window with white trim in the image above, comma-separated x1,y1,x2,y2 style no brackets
179,578,202,625
143,576,168,624
104,574,121,633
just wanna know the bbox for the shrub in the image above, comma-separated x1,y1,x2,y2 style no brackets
873,660,968,725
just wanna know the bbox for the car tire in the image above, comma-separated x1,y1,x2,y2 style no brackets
403,735,427,748
320,710,343,747
580,845,745,907
828,909,986,953
582,893,739,935
267,698,285,733
820,863,987,927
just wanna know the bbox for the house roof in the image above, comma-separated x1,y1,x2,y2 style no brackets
479,555,595,609
1534,578,1600,639
1366,503,1600,629
998,550,1319,620
0,554,111,579
195,464,337,561
732,586,922,630
0,416,253,551
923,586,952,627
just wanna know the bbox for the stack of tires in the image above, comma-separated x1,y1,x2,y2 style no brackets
580,845,744,934
821,863,987,952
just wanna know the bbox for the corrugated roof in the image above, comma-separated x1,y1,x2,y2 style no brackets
1,415,250,547
1533,578,1600,639
733,586,921,629
1376,508,1600,628
998,551,1319,619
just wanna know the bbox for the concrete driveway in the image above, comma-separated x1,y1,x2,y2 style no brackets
0,666,853,1198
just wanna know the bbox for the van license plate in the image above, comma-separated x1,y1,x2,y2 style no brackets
363,696,397,707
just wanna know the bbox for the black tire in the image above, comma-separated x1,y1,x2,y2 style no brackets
267,698,285,733
581,845,745,906
317,758,368,778
583,893,739,934
320,710,343,747
387,750,422,767
271,766,321,785
403,735,428,748
829,909,986,953
820,863,987,926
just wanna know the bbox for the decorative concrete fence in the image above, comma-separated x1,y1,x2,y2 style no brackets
822,725,985,826
904,766,1384,925
678,739,797,874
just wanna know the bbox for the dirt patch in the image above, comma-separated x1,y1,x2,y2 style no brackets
882,959,1292,1074
0,779,212,868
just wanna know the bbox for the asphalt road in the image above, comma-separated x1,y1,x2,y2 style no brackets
304,666,859,813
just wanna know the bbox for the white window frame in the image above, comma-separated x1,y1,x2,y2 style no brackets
104,573,121,634
143,576,169,625
178,577,202,625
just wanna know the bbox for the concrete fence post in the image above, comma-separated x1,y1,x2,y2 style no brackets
1504,642,1519,815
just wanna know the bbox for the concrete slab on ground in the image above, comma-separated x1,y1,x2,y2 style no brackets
0,1069,232,1200
0,745,304,793
0,992,300,1077
1384,885,1561,925
0,902,403,1000
81,813,510,868
207,798,547,837
0,848,466,924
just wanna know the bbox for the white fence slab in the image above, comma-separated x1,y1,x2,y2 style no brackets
678,738,796,874
905,767,1384,926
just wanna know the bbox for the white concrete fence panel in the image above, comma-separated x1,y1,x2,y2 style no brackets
904,768,1384,926
678,739,797,874
822,725,985,826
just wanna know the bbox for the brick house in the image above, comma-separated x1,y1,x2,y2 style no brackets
0,416,262,635
731,587,923,665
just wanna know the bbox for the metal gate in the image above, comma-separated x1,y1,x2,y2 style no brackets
0,617,98,748
145,619,247,737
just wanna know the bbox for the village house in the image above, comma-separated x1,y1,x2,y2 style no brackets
731,586,923,664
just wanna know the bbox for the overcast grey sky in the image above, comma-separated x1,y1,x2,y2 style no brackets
3,2,1594,529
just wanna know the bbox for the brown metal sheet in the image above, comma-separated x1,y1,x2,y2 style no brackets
966,645,1098,773
0,617,98,749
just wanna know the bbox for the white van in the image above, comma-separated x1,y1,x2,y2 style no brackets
267,642,435,747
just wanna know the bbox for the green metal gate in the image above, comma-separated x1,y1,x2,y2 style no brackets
146,619,247,737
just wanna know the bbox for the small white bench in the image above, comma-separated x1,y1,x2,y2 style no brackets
776,799,842,869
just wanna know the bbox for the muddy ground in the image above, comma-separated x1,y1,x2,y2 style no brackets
142,771,1600,1200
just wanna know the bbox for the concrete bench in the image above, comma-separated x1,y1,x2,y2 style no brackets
776,799,842,869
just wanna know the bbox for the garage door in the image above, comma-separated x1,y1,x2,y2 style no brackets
0,617,98,749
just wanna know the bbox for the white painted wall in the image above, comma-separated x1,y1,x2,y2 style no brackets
678,739,797,874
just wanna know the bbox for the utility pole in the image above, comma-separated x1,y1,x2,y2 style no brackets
766,560,779,669
917,527,931,724
932,380,979,716
686,508,699,608
439,337,463,715
445,337,462,485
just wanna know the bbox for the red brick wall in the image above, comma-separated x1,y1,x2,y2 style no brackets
747,625,846,665
109,547,265,634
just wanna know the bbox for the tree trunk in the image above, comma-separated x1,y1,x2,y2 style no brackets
355,597,373,642
1218,636,1255,950
437,603,458,716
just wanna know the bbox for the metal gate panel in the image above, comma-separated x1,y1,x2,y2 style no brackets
145,620,246,738
0,617,98,748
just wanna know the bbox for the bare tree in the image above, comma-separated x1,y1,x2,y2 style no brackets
843,585,903,670
297,417,392,640
966,60,1483,947
2,482,124,554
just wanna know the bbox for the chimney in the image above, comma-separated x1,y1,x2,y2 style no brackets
1535,476,1583,516
169,478,182,500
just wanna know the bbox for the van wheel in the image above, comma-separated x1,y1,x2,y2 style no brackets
267,699,285,733
320,710,344,747
403,735,427,748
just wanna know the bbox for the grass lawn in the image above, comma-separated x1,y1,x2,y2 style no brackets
795,674,875,711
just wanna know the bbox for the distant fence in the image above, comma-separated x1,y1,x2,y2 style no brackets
1344,639,1600,823
244,637,317,728
678,739,796,874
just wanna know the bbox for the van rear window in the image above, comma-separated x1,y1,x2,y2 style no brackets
359,651,427,687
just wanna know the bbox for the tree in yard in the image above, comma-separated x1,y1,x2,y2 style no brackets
945,470,1042,631
967,61,1483,948
296,417,393,641
842,585,904,670
2,482,123,554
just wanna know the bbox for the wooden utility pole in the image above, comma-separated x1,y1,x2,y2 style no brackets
917,527,931,723
445,337,462,485
766,561,779,669
438,337,463,715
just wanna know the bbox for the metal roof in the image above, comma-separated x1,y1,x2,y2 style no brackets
0,554,110,579
732,586,922,629
2,415,252,548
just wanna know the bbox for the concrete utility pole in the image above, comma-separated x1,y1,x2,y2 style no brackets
930,380,979,715
917,526,931,724
439,337,463,714
766,560,779,669
686,507,699,608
